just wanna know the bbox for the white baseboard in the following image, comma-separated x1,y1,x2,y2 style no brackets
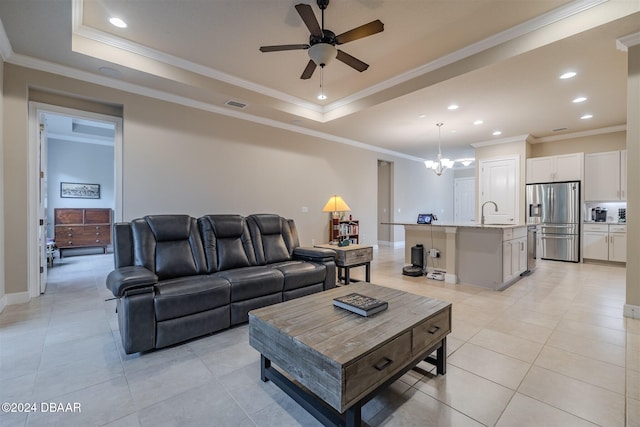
624,304,640,319
3,291,31,308
377,240,405,248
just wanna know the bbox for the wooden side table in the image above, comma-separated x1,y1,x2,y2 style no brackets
315,244,373,284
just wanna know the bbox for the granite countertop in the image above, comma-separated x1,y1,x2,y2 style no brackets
382,222,528,230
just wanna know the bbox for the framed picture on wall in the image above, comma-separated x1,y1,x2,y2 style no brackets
60,182,101,199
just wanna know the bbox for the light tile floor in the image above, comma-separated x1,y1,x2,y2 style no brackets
0,246,638,426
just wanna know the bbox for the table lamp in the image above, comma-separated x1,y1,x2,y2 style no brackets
322,195,351,219
322,195,351,244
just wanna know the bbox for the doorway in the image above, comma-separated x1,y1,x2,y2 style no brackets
377,160,393,246
28,103,123,297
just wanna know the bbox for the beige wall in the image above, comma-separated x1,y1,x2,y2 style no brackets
529,131,627,157
2,63,438,298
0,58,5,306
626,44,639,316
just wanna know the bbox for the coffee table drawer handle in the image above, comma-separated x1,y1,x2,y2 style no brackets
428,326,441,334
374,357,393,371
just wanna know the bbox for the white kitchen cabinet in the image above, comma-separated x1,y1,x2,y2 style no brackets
480,156,519,224
526,153,583,183
609,224,627,263
582,223,626,262
583,229,608,260
502,228,527,282
585,151,625,201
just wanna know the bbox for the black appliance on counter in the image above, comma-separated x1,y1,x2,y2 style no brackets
591,207,607,222
526,181,580,262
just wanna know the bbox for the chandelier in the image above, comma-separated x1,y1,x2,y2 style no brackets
424,123,454,176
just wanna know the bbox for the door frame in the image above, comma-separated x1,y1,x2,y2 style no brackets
27,102,123,298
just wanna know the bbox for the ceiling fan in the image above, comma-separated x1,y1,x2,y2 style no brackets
259,0,384,79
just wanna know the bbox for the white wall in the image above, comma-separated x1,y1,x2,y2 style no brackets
46,139,115,236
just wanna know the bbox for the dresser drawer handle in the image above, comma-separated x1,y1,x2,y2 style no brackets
374,357,393,371
428,325,441,334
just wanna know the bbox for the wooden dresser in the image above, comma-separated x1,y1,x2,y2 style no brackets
54,208,112,257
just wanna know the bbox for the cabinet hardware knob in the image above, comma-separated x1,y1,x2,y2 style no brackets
428,325,441,334
374,357,393,371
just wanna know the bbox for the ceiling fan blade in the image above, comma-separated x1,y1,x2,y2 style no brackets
300,60,317,79
335,20,384,45
260,44,309,52
295,3,322,37
336,50,369,72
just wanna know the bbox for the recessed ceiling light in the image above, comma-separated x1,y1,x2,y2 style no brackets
560,71,576,79
109,17,127,28
473,120,484,125
573,96,587,103
492,131,502,136
418,114,426,118
447,104,459,110
581,114,593,119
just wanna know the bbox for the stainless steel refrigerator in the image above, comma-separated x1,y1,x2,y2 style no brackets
526,181,580,262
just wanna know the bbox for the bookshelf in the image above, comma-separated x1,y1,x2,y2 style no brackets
329,219,359,244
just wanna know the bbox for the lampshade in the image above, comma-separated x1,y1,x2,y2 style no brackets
322,195,351,213
308,43,337,67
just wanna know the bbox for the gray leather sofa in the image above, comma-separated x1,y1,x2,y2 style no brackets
106,213,336,354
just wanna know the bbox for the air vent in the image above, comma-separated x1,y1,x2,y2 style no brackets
72,120,115,138
552,127,568,132
225,100,248,109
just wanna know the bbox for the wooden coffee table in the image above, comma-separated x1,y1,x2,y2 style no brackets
249,283,451,426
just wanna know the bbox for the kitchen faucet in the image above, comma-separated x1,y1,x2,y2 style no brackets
481,201,498,225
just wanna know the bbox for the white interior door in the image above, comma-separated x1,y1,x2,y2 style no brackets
454,177,475,223
38,115,48,293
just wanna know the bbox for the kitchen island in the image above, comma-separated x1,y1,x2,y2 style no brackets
385,222,530,290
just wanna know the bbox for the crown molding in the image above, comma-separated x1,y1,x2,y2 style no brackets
470,134,531,148
322,0,609,113
70,0,607,120
616,32,640,51
70,1,322,115
529,124,627,143
6,52,423,163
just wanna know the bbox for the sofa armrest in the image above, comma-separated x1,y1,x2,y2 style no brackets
107,266,158,297
293,247,336,263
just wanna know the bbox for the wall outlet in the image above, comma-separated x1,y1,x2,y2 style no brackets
301,206,309,213
428,248,440,258
311,239,316,246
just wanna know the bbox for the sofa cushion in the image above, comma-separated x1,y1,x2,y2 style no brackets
198,215,257,273
247,214,294,265
272,261,326,291
132,215,207,280
154,276,231,321
216,266,284,302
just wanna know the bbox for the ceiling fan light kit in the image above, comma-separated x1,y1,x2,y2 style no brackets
259,0,384,81
308,43,337,67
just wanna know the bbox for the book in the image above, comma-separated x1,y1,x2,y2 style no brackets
333,293,388,317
